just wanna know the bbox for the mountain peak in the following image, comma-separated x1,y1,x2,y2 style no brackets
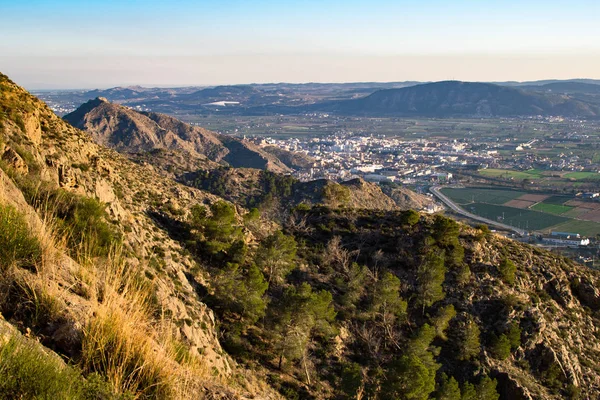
64,98,291,173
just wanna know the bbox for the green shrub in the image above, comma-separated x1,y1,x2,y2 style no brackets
0,203,42,271
490,334,511,360
0,334,122,400
498,258,517,285
30,188,120,258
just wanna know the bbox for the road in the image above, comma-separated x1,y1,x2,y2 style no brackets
430,186,527,236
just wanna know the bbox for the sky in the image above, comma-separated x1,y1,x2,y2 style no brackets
1,0,600,89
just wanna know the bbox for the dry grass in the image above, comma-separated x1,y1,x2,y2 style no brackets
80,249,216,399
0,181,269,399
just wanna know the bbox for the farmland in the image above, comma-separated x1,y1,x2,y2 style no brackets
440,187,600,236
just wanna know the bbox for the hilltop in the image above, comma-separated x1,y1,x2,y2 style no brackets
323,81,600,117
1,72,600,400
64,97,291,173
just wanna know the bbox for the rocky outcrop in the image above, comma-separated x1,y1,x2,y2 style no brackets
1,145,28,174
571,276,600,311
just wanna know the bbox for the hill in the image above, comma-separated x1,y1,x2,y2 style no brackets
323,81,600,117
183,167,415,216
64,97,291,173
2,72,600,400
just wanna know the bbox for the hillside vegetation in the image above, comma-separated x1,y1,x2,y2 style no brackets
1,72,600,400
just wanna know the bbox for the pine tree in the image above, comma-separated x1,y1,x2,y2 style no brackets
490,334,511,360
498,258,517,285
476,376,500,400
255,230,297,285
417,250,447,312
432,304,456,340
273,283,336,377
458,317,481,361
437,373,461,400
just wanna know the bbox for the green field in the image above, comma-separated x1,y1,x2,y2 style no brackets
478,169,541,180
563,171,600,180
441,188,525,205
464,203,569,230
548,220,600,237
530,203,573,215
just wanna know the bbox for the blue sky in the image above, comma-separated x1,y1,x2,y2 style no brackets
1,0,600,88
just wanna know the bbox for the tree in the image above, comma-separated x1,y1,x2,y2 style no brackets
340,362,363,399
401,210,421,227
371,272,407,320
369,271,408,348
212,263,268,325
273,283,336,382
476,376,499,400
432,215,460,247
382,324,440,400
458,317,481,361
432,304,456,341
490,334,511,360
190,201,243,256
498,258,517,285
381,355,435,400
337,262,368,311
437,373,461,400
507,323,522,350
417,250,447,312
461,382,476,400
243,207,261,232
255,231,297,285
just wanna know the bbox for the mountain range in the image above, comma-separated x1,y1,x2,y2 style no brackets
41,79,600,119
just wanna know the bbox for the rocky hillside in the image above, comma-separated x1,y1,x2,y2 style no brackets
64,97,291,173
0,72,279,399
182,167,428,218
2,72,600,400
323,81,600,117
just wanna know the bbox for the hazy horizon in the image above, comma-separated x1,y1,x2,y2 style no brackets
2,0,600,89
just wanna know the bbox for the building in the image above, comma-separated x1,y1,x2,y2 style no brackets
541,235,589,248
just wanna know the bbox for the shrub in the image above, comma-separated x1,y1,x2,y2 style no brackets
0,203,42,271
0,334,120,400
490,334,511,360
498,258,517,285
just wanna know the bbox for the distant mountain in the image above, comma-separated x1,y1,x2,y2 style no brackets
320,81,600,117
522,82,600,95
496,79,600,87
64,98,291,173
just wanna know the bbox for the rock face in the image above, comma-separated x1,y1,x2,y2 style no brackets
1,145,28,174
64,98,291,173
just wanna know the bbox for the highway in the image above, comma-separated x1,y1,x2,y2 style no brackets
430,186,527,236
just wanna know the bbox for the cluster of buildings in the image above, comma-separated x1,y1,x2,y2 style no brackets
251,134,495,183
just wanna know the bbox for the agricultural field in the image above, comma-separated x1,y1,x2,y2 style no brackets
478,169,542,180
464,203,568,231
440,188,525,205
441,187,600,236
563,171,600,180
474,169,600,190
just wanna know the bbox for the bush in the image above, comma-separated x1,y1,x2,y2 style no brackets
498,258,517,285
0,203,42,271
490,334,511,360
0,334,121,400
